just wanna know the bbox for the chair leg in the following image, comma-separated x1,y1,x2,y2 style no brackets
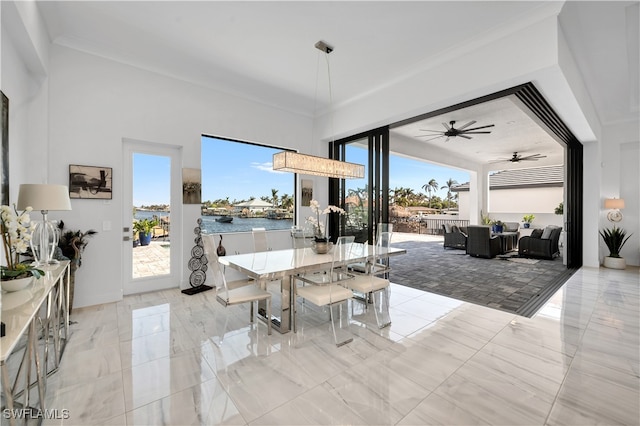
250,301,255,323
372,287,391,329
266,298,272,336
329,300,353,347
215,310,231,347
292,283,298,333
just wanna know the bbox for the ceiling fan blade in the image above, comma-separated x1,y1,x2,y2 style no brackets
418,129,445,134
457,120,476,131
444,136,451,142
489,158,510,163
416,133,444,138
419,135,445,142
458,134,472,139
460,124,495,132
442,122,451,131
461,131,492,134
519,154,547,161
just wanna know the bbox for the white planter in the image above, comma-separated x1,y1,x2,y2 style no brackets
1,276,34,292
603,256,626,270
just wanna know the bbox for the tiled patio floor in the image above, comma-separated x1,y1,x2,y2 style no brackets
132,240,171,278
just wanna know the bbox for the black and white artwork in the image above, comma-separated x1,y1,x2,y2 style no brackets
301,179,313,207
182,168,201,205
1,92,8,206
69,164,113,199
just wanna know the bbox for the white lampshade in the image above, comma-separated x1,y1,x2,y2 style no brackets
17,184,72,211
604,198,625,210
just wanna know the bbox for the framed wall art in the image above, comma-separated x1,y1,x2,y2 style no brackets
69,164,113,199
182,168,201,204
1,91,9,206
301,179,313,207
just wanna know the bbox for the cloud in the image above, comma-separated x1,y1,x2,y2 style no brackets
251,162,286,174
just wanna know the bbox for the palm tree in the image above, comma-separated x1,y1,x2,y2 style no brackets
421,178,439,208
440,178,459,212
280,194,294,211
393,187,415,207
271,188,279,208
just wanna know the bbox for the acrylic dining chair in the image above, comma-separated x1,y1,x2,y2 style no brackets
202,234,272,345
294,236,356,346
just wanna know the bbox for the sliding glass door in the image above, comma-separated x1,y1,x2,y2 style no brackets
330,127,389,243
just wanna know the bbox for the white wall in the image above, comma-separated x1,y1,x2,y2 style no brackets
1,2,49,202
46,45,313,308
457,187,564,228
490,187,564,215
599,122,639,266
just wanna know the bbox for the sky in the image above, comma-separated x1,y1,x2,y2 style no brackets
132,137,470,206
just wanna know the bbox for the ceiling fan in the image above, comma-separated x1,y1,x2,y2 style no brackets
416,120,495,142
491,152,547,163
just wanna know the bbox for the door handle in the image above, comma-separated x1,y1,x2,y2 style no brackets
123,236,131,241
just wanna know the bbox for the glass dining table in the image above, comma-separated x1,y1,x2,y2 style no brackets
218,243,406,333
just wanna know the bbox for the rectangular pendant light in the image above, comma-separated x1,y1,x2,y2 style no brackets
273,151,365,179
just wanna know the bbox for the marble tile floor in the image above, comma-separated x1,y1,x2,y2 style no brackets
36,266,638,425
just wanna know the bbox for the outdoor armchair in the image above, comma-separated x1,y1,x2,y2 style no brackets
466,225,501,258
442,224,467,250
518,226,562,260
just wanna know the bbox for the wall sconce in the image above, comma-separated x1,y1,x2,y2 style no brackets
604,198,624,222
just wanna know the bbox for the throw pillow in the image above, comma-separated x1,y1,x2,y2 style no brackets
531,229,544,238
444,223,452,233
451,225,459,233
541,225,558,239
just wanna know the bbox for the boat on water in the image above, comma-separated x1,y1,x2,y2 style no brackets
215,216,233,223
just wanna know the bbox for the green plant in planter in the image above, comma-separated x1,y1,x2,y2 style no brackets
555,202,563,215
134,218,158,246
133,218,158,235
523,214,535,223
480,210,492,225
490,219,504,233
599,226,632,258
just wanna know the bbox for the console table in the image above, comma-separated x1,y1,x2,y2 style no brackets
1,261,70,425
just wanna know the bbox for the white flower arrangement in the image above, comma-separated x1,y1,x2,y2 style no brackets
1,204,43,279
306,199,346,241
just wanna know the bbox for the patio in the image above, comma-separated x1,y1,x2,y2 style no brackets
132,232,570,317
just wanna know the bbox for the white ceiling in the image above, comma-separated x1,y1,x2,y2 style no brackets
35,1,638,168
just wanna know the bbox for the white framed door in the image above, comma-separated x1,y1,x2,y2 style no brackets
123,139,182,295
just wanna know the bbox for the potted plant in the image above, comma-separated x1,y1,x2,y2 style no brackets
555,202,563,215
134,218,158,246
491,220,504,233
599,226,632,269
1,205,44,291
307,200,345,253
57,221,97,312
522,214,535,228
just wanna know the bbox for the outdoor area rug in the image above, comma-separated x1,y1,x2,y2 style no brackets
389,239,574,317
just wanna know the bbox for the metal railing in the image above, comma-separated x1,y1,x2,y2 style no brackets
391,217,470,235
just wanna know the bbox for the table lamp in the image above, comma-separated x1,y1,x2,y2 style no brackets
17,184,72,266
